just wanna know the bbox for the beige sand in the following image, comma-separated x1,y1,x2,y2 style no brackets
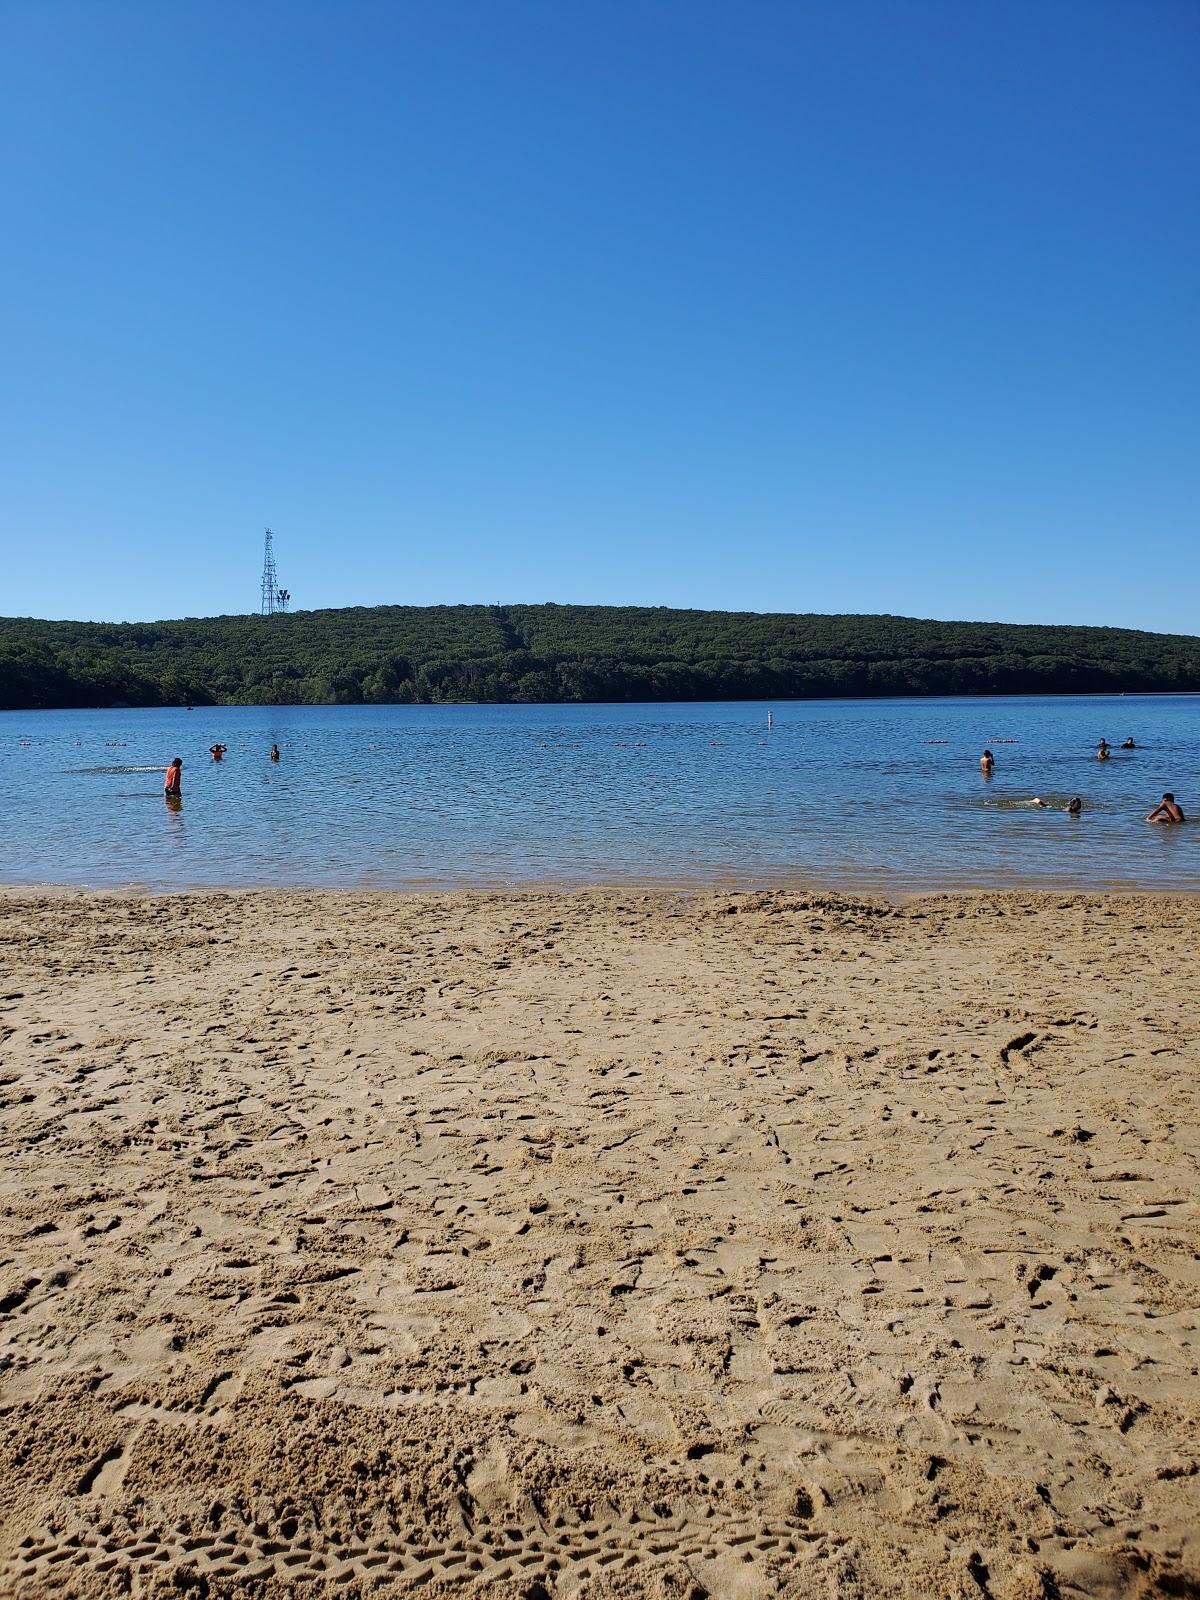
1,888,1198,1599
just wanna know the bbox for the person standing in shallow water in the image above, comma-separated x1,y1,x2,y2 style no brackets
980,749,995,775
270,744,281,761
164,757,182,797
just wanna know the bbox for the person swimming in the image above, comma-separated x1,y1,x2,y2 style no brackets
1066,796,1082,815
980,749,995,774
1121,737,1136,749
1097,739,1111,761
270,744,281,761
164,757,183,796
1146,792,1185,824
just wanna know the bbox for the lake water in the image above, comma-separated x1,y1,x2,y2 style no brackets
1,697,1198,893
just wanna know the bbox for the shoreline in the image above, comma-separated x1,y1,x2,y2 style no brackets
2,886,1197,1595
5,689,1200,715
4,876,1200,903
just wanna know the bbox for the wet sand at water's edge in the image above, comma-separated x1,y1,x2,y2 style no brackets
1,888,1197,1598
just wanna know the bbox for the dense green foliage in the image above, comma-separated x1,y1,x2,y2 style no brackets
2,604,1199,709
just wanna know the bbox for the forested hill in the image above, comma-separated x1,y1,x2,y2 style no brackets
2,604,1199,709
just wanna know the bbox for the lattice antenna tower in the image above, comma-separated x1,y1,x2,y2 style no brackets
260,528,279,616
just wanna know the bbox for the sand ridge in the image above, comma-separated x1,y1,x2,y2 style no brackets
0,888,1198,1598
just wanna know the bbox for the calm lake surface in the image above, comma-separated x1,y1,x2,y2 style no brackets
2,697,1198,893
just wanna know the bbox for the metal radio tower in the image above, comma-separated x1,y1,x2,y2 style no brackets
260,528,279,615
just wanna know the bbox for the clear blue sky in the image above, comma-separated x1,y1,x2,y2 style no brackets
2,0,1197,630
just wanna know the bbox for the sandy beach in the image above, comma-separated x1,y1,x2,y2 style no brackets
1,887,1197,1599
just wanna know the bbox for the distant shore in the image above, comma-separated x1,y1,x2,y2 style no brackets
5,688,1200,715
2,886,1197,1596
5,600,1200,709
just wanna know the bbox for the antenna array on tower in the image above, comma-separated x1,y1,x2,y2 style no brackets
260,528,286,616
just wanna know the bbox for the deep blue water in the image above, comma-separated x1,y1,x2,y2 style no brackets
1,697,1198,892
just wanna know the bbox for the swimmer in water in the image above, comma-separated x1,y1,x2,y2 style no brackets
1146,792,1185,824
1066,796,1082,815
980,749,995,774
1122,737,1136,749
164,757,183,796
1096,739,1111,761
270,744,280,761
209,743,227,761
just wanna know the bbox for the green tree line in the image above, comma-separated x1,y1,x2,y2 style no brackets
2,603,1198,709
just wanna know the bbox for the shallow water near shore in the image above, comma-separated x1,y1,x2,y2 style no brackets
2,695,1198,891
